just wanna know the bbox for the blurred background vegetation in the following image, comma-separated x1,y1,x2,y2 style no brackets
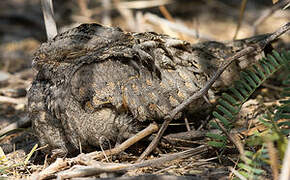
0,0,289,179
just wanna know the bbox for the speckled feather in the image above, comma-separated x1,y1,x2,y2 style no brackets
28,23,267,155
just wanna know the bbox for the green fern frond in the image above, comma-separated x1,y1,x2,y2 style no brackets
207,50,290,149
207,50,290,179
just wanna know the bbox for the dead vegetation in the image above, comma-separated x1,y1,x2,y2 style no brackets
0,0,289,179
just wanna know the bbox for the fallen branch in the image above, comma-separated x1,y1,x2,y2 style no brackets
86,123,159,159
30,123,157,179
31,145,207,179
32,158,69,180
57,145,208,179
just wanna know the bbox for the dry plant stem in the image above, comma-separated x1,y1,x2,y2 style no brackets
57,145,208,179
31,123,157,180
34,144,207,179
164,130,206,140
102,0,112,26
0,116,30,136
33,158,68,180
116,5,135,31
86,123,159,159
0,96,26,104
144,13,214,40
41,0,57,40
228,156,240,179
233,0,248,39
252,0,289,35
214,120,245,160
266,140,279,180
159,5,174,22
280,138,290,180
158,5,186,40
117,0,172,9
137,22,290,162
228,166,247,180
262,83,284,91
184,117,191,131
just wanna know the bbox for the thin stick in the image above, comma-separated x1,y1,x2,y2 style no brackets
233,0,248,40
214,120,245,161
102,0,112,26
280,137,290,180
228,166,247,180
266,140,279,180
86,123,158,159
144,13,214,40
184,117,191,131
31,123,159,179
34,158,68,180
252,0,289,35
0,116,30,136
41,0,57,40
137,22,290,161
57,145,208,179
159,5,174,22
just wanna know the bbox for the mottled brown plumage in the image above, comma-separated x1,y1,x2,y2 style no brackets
28,23,266,155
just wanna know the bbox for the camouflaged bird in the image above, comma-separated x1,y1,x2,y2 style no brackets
28,23,269,155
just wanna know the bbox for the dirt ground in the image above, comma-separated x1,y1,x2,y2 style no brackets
0,0,289,179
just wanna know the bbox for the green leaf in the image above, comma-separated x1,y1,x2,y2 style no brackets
217,98,239,114
222,93,238,105
272,50,284,64
261,61,271,75
209,121,221,130
253,64,265,80
241,71,257,88
247,69,262,84
238,163,264,174
207,141,226,148
267,54,279,67
216,105,234,120
230,88,244,102
206,133,227,141
213,111,231,128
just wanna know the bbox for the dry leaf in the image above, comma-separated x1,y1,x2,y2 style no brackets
0,147,7,164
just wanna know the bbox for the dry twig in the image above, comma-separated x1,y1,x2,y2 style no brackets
279,137,290,180
0,116,30,136
102,0,112,26
57,145,208,179
41,0,57,40
252,0,290,35
214,120,245,161
228,166,247,180
144,13,214,40
31,145,207,179
267,140,279,180
137,22,290,161
117,0,172,9
233,0,248,39
86,123,159,159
